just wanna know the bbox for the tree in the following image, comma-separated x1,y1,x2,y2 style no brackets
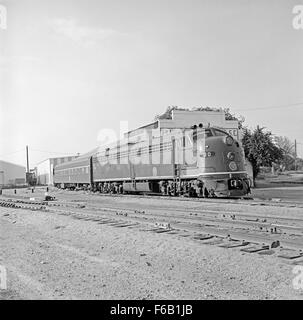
222,108,245,129
296,158,303,171
274,136,296,170
242,126,283,180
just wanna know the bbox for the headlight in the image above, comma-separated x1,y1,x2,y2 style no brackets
200,151,215,157
206,151,215,157
227,152,235,160
225,136,234,146
229,161,237,171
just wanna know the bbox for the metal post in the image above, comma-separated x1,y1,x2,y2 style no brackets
26,146,29,173
294,139,297,171
25,145,30,185
89,156,94,191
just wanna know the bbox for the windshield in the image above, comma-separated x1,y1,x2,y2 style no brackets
204,129,213,138
214,128,228,136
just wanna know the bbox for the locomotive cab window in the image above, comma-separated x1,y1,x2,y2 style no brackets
204,129,213,138
214,129,228,136
195,129,212,139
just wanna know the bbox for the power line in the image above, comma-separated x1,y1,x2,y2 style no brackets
1,148,75,158
234,101,303,112
30,148,79,166
0,149,24,158
30,148,76,156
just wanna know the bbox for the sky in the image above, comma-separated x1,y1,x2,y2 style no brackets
0,0,303,167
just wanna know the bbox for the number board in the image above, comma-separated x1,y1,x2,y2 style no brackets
225,128,239,140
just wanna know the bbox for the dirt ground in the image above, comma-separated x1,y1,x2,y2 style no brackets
251,186,303,203
1,195,303,300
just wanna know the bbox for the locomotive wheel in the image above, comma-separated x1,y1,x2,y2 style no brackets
203,188,209,198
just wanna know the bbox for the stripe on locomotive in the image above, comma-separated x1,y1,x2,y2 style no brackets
93,171,248,182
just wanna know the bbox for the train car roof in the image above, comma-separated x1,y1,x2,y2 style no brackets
54,147,99,170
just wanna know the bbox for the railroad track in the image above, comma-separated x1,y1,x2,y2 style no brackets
2,188,303,209
83,202,303,224
57,191,303,208
1,196,303,261
3,194,303,233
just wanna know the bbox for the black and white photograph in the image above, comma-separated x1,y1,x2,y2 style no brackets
0,0,303,306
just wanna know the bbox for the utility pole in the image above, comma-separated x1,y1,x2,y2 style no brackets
26,145,29,173
294,139,297,171
26,146,30,183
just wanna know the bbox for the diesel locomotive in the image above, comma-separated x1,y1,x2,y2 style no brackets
54,122,251,198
